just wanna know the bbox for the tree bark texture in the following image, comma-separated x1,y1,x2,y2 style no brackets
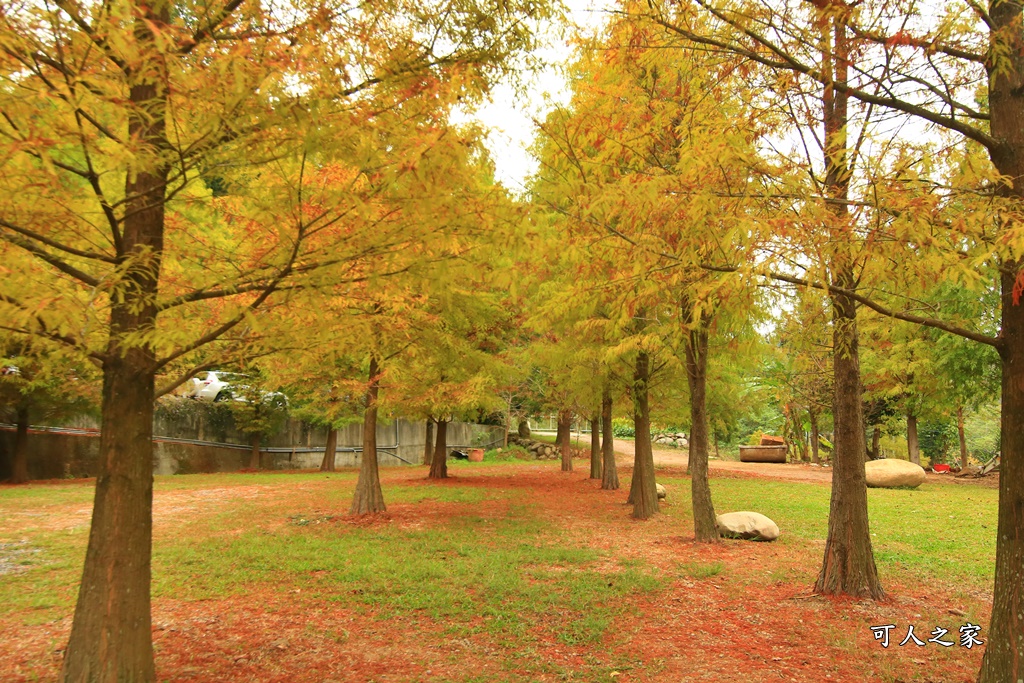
61,7,169,678
906,414,920,465
517,418,531,438
809,409,821,465
600,389,619,490
812,15,883,601
248,433,261,470
957,406,968,469
11,405,29,484
685,324,717,542
428,419,448,479
320,427,337,472
870,425,880,461
423,418,434,465
557,409,573,472
589,414,602,479
350,356,386,514
629,352,658,519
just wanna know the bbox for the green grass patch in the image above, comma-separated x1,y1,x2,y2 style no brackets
658,474,996,583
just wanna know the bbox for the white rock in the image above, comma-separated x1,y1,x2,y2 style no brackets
716,511,780,541
865,459,926,489
656,483,666,500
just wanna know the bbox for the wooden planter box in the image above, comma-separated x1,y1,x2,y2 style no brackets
739,445,788,463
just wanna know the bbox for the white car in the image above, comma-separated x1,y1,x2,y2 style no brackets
185,371,243,402
185,371,288,407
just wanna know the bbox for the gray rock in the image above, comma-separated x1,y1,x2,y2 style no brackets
716,511,780,541
865,459,926,488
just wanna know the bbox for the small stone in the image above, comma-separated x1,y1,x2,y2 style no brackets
656,483,666,500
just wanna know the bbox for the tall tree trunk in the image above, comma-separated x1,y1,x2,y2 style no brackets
628,351,658,519
11,405,29,484
557,409,573,472
61,8,169,677
685,323,717,542
320,427,337,472
428,419,448,479
979,2,1024,676
600,387,619,490
810,408,821,465
423,418,434,465
350,355,386,514
812,13,883,601
870,425,881,461
589,413,602,478
248,433,261,470
957,405,968,469
906,414,920,465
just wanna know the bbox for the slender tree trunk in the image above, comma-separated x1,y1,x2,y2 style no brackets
685,323,717,542
350,355,386,514
906,414,920,465
557,409,573,472
61,9,169,677
428,419,448,479
423,418,434,465
957,406,968,469
248,433,261,470
870,425,881,461
810,408,821,465
589,413,602,478
11,405,29,484
601,388,619,490
628,351,658,519
320,427,337,472
812,14,883,601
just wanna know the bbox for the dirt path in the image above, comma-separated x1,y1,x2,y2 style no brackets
611,438,836,484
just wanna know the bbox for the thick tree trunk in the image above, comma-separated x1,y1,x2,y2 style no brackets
517,418,531,438
62,350,159,682
814,273,883,599
589,414,601,479
600,388,619,490
906,414,920,465
557,409,573,472
320,427,337,472
61,8,168,677
248,433,261,470
810,409,821,465
350,356,386,514
628,352,658,519
978,263,1024,682
423,418,434,466
428,419,448,479
685,324,717,542
957,406,968,469
11,405,29,484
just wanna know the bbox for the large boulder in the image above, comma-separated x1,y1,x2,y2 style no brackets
716,511,780,541
865,459,926,489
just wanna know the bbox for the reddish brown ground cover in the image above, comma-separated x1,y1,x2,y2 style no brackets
0,461,990,683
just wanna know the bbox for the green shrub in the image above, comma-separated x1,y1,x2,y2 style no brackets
611,419,635,438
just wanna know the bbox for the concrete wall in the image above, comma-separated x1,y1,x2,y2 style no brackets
0,418,505,480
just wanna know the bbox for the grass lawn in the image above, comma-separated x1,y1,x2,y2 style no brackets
0,459,994,682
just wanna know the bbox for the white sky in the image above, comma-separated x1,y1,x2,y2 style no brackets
464,2,616,194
